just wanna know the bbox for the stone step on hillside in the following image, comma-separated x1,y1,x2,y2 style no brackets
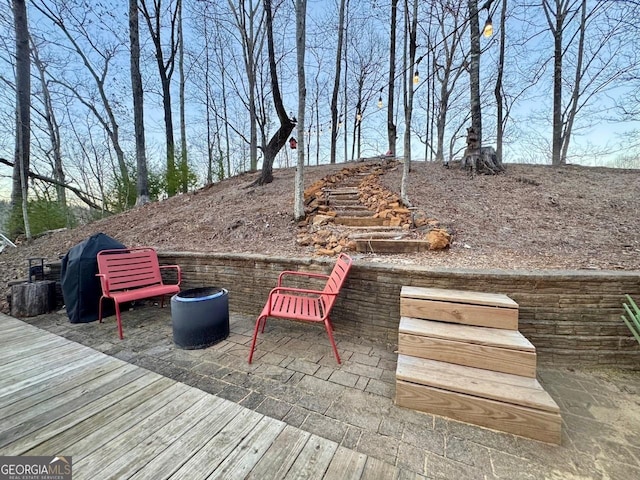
395,354,561,444
400,286,519,330
398,317,537,377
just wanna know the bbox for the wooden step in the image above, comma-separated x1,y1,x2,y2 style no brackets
334,217,386,227
348,232,410,240
335,209,374,218
325,188,359,195
398,317,537,377
400,286,519,330
355,239,432,253
395,355,561,444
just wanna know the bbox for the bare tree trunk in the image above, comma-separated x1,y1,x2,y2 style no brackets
255,0,295,186
494,0,506,165
547,0,565,165
129,0,149,206
468,0,482,147
140,0,179,196
330,0,346,164
31,42,66,210
11,0,31,239
178,0,188,193
387,0,398,155
294,0,307,221
401,0,418,206
560,0,586,164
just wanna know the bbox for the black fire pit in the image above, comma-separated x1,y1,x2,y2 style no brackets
171,287,229,349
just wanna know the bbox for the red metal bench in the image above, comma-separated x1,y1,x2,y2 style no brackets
96,247,181,339
248,253,353,364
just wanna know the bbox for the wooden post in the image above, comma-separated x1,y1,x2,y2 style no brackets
11,280,56,317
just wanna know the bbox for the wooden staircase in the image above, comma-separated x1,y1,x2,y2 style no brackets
395,286,562,444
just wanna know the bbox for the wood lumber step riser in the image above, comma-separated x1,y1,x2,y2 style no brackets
398,333,537,378
395,380,561,444
334,218,386,227
400,298,519,330
355,240,432,254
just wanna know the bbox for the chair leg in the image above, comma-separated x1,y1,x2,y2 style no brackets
248,315,266,364
260,315,268,333
160,295,165,308
324,317,341,364
98,297,104,324
115,302,124,340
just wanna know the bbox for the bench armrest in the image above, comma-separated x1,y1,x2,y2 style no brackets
96,273,110,296
159,264,182,285
277,270,330,287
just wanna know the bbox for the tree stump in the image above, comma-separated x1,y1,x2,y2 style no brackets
460,127,505,175
11,281,57,317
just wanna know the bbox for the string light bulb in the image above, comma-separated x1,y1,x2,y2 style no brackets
377,95,383,109
356,111,362,122
483,16,493,38
413,70,419,85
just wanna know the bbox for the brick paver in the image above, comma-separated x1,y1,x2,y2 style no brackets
19,305,640,479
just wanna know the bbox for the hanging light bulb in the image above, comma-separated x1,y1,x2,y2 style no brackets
483,16,493,38
356,110,362,122
338,116,343,127
378,95,383,109
413,70,419,85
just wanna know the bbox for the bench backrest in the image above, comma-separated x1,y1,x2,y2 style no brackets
97,247,163,292
321,253,353,312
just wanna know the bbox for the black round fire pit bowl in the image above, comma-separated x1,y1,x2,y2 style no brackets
171,287,229,349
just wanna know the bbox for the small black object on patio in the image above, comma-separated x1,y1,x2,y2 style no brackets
171,287,229,349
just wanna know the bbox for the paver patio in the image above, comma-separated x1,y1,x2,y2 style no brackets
10,303,640,479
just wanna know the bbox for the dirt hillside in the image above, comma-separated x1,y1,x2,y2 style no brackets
1,160,639,312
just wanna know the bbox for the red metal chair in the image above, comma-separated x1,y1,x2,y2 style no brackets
248,253,353,364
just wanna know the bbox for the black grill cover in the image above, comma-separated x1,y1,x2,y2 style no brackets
60,233,125,323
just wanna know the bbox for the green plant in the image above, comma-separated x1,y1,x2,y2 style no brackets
621,294,640,346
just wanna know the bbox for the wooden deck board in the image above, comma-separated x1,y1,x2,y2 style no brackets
284,434,338,479
246,425,311,480
0,355,114,411
0,314,409,478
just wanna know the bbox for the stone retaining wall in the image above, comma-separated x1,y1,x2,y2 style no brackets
160,252,640,368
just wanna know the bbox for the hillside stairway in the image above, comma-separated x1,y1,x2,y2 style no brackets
395,286,562,444
313,164,434,253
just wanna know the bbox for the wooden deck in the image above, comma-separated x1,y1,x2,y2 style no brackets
0,314,412,479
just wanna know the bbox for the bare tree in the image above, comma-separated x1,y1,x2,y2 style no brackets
31,39,66,210
139,0,180,196
387,0,398,156
253,0,295,186
32,0,132,201
494,0,506,164
294,0,306,220
129,0,150,206
10,0,31,239
330,0,347,164
401,0,418,206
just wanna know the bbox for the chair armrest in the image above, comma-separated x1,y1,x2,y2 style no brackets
277,270,330,287
96,273,110,296
269,286,338,297
159,264,182,285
